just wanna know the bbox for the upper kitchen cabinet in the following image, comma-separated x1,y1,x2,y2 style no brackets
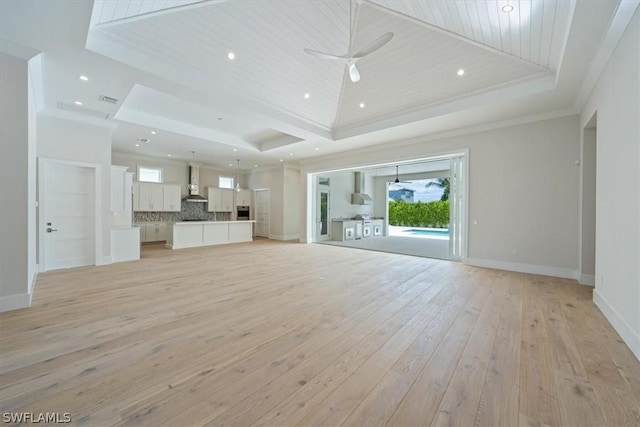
163,184,181,212
235,189,252,207
208,187,234,212
134,182,163,212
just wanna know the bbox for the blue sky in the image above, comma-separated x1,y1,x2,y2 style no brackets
389,179,444,202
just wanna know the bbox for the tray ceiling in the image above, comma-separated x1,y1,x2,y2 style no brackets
87,0,563,138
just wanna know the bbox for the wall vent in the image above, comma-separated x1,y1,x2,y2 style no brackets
98,95,119,104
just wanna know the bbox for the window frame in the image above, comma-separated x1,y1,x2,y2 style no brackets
137,165,163,183
219,176,234,189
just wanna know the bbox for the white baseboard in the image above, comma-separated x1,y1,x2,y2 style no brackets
579,274,595,286
0,292,32,313
29,268,38,294
268,234,300,241
593,289,640,362
465,258,578,280
97,256,112,266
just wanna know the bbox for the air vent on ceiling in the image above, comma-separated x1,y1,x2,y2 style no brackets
98,95,119,104
137,137,150,143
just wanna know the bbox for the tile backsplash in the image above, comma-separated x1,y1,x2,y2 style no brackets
134,201,232,223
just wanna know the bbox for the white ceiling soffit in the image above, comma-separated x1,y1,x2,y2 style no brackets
245,129,305,152
90,0,208,26
115,84,267,151
87,0,568,141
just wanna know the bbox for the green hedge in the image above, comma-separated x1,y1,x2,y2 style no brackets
389,200,449,228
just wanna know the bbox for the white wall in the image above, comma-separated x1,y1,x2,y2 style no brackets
301,115,581,278
283,166,300,240
37,115,113,264
0,52,37,312
581,8,639,360
111,151,248,196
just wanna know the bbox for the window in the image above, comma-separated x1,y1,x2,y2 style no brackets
219,176,234,189
137,166,163,183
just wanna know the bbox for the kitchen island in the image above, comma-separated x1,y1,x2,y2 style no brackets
166,220,255,249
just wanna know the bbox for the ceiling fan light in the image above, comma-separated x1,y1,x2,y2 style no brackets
349,63,360,82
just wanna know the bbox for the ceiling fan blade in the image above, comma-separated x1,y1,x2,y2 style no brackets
348,62,360,82
352,32,394,58
303,48,347,61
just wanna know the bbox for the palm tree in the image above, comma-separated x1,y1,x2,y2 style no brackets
426,178,450,201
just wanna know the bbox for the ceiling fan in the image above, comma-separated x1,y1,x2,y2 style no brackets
393,165,410,184
303,0,394,83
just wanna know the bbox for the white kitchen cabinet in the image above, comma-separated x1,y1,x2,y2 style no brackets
229,222,253,243
207,187,234,212
111,227,140,262
203,222,228,245
163,184,181,212
235,189,252,207
140,223,167,242
136,182,164,212
167,221,254,249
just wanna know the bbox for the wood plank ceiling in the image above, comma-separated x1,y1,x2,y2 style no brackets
89,0,573,137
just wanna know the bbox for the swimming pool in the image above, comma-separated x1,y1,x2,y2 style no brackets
404,228,450,237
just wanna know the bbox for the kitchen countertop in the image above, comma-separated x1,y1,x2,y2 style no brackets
173,220,256,225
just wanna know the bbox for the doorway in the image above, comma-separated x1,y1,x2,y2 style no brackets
40,159,97,271
580,113,597,284
255,189,270,238
316,177,330,242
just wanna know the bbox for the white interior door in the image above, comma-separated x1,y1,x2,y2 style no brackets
255,189,270,238
43,162,95,270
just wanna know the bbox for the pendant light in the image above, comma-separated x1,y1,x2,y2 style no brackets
394,165,400,183
235,159,241,192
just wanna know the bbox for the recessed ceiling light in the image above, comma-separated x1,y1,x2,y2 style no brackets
74,101,83,105
254,164,258,168
315,147,320,151
502,4,514,12
289,153,293,156
167,154,172,157
78,75,88,81
279,159,284,162
228,163,233,167
227,52,235,60
359,102,365,108
233,148,238,152
150,131,156,135
457,69,465,76
135,144,140,147
304,93,310,99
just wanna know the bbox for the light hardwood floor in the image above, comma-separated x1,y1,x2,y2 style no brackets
1,240,639,426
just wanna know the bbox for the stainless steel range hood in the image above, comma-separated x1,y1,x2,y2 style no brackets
351,172,373,205
183,163,207,202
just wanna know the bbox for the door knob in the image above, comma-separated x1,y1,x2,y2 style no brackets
47,228,58,233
